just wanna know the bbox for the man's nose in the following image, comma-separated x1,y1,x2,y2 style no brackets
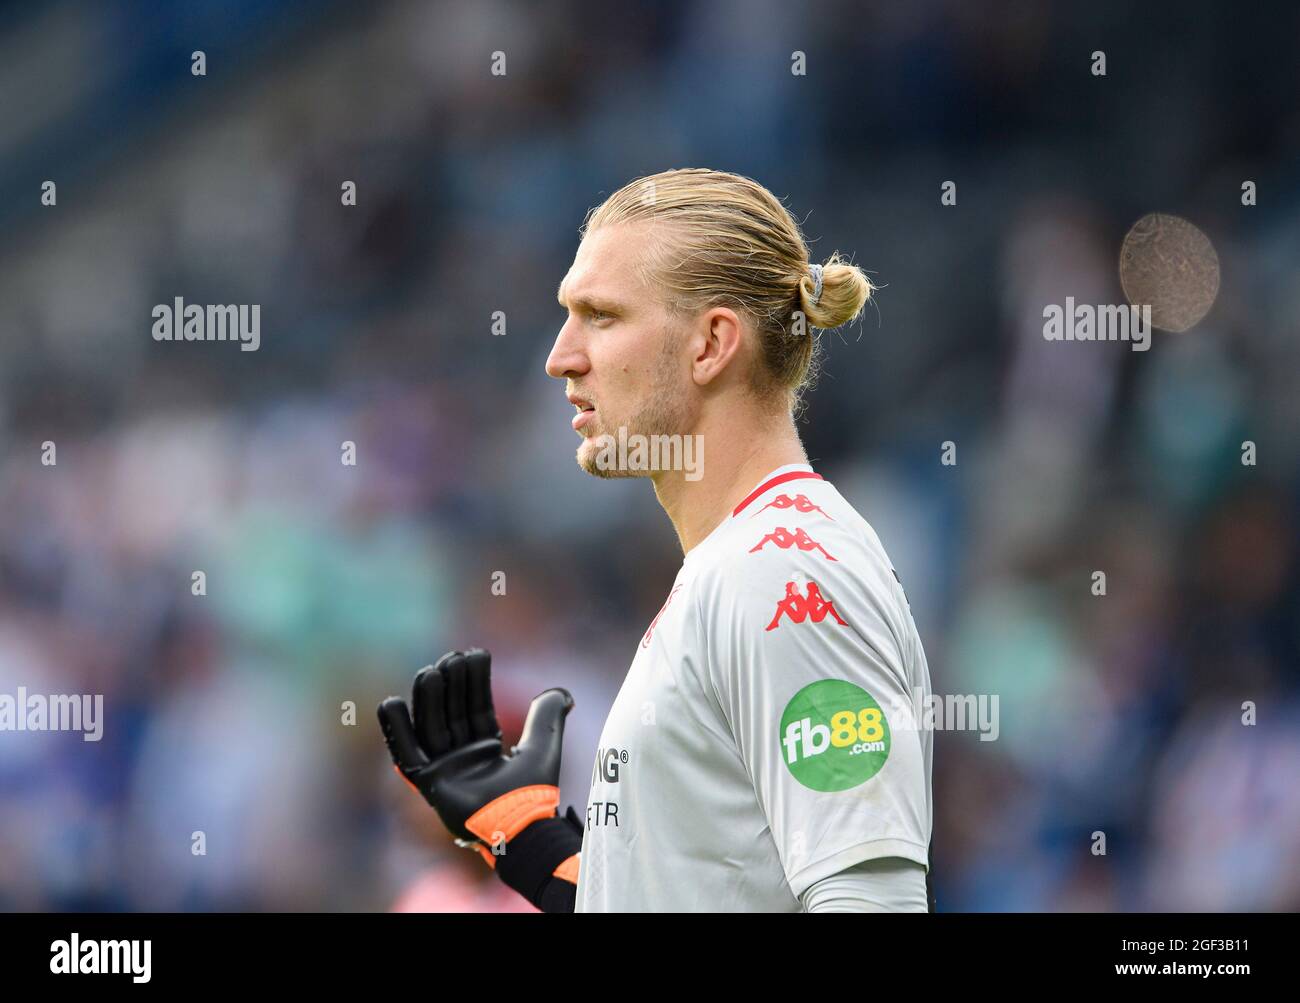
545,320,589,379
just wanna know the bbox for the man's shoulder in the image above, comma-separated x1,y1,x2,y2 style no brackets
688,475,917,680
692,476,895,602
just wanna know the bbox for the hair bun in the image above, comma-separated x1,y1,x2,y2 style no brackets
801,254,873,330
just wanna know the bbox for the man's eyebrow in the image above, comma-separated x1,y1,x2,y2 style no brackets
557,286,624,313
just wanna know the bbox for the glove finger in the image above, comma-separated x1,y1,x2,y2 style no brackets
514,688,574,779
441,651,471,749
413,660,453,759
462,647,501,742
377,697,428,772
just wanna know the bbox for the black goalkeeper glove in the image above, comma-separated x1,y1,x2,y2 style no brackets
377,647,583,912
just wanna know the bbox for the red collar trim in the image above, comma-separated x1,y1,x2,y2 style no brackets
731,470,823,517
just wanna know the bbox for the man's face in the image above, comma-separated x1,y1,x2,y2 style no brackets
546,224,696,478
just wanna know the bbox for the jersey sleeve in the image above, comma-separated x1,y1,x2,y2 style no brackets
799,856,930,912
697,539,931,900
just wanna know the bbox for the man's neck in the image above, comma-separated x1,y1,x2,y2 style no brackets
652,412,808,554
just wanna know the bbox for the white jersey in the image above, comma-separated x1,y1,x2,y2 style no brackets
574,463,933,912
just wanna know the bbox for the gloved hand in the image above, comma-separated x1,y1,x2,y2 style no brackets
378,648,583,911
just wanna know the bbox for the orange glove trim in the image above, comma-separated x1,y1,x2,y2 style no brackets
552,853,580,885
465,784,561,848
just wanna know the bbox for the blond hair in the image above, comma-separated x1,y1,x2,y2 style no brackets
582,168,873,413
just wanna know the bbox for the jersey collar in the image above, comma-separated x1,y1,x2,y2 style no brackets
730,463,822,518
682,463,822,566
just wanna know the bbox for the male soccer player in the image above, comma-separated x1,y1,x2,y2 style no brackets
379,168,934,912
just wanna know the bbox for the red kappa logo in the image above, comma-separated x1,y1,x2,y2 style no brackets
749,526,837,561
756,494,833,519
765,580,847,631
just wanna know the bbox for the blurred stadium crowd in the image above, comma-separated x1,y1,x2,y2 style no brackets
0,1,1297,911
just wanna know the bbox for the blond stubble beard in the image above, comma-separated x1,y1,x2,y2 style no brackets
576,328,695,479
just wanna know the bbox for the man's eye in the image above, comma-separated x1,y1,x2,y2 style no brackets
590,310,613,323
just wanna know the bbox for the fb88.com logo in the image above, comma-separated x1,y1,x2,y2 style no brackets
779,680,891,791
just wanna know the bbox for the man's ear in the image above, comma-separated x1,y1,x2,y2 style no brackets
691,306,746,387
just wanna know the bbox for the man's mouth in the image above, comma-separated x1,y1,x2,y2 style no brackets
568,394,596,431
571,405,596,431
